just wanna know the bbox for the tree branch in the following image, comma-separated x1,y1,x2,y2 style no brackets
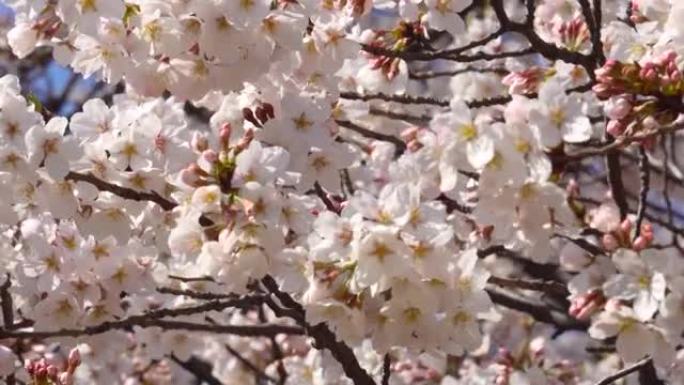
634,146,650,240
594,357,651,385
336,120,406,157
261,276,376,385
485,285,587,330
66,171,177,211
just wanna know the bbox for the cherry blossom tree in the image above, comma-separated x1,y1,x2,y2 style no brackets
1,0,684,384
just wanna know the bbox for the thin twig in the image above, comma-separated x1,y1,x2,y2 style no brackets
594,357,651,385
336,120,406,157
66,171,177,211
634,146,650,240
225,343,278,383
261,276,376,385
172,355,225,385
485,286,587,330
313,182,340,214
487,276,569,296
382,353,391,385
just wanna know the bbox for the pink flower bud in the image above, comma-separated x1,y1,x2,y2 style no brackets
24,360,35,375
400,127,419,142
36,366,48,380
605,97,632,120
67,348,81,369
47,365,59,379
606,119,624,137
632,235,649,251
592,82,615,99
641,223,654,238
219,123,232,147
602,233,619,251
620,218,633,234
641,67,657,81
569,290,604,320
407,139,422,152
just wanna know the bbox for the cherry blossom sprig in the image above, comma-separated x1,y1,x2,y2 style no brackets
25,348,81,385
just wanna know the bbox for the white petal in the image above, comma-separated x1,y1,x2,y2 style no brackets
616,324,654,363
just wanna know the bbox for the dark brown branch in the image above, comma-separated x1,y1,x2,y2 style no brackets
340,91,449,107
594,357,651,385
66,171,177,211
261,276,376,385
362,44,536,63
578,0,605,65
382,354,391,385
487,276,569,296
156,287,236,301
0,296,279,340
368,108,430,125
409,66,508,80
336,120,406,157
485,285,587,330
314,182,341,214
562,122,684,160
361,29,503,61
172,355,225,385
1,274,14,330
0,275,15,385
490,0,596,74
634,146,650,240
225,343,278,383
0,319,302,340
436,194,474,214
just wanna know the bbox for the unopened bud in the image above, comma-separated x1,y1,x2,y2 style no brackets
235,129,255,153
68,348,81,369
619,218,632,234
602,233,619,251
606,119,625,137
605,97,632,120
47,365,59,379
407,139,422,152
219,123,232,148
400,127,419,142
632,236,649,251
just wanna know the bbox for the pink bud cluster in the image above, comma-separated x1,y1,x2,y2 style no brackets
594,52,684,141
367,21,424,81
601,218,653,252
594,53,684,99
25,348,81,385
180,123,255,189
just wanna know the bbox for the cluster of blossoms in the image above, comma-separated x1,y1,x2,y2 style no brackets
24,348,82,385
595,51,684,140
2,0,684,385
